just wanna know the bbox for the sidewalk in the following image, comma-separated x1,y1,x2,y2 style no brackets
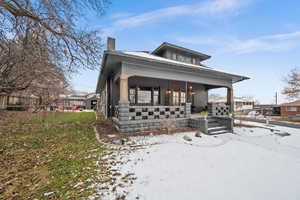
236,116,300,129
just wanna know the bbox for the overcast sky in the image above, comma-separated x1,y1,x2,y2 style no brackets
71,0,300,104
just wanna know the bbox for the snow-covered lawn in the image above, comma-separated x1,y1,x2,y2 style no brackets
96,121,300,200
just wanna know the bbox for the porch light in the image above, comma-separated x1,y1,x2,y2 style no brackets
188,85,193,90
165,89,171,94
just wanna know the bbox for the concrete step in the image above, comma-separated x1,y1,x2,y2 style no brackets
208,119,218,123
208,126,227,133
208,122,221,127
208,130,229,135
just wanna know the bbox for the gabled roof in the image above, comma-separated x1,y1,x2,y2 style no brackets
281,100,300,106
152,42,211,61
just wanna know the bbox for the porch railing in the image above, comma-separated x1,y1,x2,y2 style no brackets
113,105,186,121
208,103,231,116
128,105,185,120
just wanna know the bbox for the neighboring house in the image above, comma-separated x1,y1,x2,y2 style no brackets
56,92,97,110
210,97,255,112
254,104,280,116
56,93,87,110
96,37,249,133
0,93,38,110
280,101,300,117
85,93,98,110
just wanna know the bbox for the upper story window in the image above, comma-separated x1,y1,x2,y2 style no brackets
184,57,192,63
171,52,193,64
177,55,185,62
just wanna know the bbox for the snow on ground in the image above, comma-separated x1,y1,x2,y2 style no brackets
96,121,300,200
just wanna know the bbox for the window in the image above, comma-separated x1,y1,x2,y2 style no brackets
184,57,192,63
177,55,185,62
129,88,136,104
287,106,297,111
153,89,159,105
173,91,180,105
180,92,186,104
137,88,151,104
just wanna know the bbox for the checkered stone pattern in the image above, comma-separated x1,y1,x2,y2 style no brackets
128,106,185,121
212,103,230,116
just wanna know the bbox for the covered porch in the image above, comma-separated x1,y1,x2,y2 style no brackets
110,75,234,120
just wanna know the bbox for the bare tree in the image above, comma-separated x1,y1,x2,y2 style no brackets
0,0,110,94
282,67,300,100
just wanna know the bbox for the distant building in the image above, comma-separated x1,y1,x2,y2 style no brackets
280,100,300,117
210,97,255,112
85,93,97,110
254,104,280,116
0,93,38,110
56,92,97,110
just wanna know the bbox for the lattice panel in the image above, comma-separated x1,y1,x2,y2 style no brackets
212,104,230,116
129,106,185,120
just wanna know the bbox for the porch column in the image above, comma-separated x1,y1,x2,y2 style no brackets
227,87,234,112
118,74,131,122
120,74,130,102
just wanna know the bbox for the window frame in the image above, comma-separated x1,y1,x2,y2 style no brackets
286,106,297,112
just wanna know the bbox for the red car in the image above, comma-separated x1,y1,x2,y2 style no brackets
72,105,80,110
56,105,64,111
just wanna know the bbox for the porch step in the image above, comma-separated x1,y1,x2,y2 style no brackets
208,126,227,133
208,130,230,135
207,118,218,123
208,122,220,127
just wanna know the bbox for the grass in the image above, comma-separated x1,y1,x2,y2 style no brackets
0,111,111,199
0,111,96,126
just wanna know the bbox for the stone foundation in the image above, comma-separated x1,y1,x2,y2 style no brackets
189,118,208,134
113,118,189,133
113,101,232,133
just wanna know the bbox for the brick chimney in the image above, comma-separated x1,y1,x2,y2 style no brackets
107,37,116,51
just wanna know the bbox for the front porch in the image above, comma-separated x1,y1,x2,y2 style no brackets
110,76,234,133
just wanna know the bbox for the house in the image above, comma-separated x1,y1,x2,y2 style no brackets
55,92,97,110
96,37,249,134
0,93,38,110
254,104,280,116
280,101,300,117
210,97,255,112
85,93,98,110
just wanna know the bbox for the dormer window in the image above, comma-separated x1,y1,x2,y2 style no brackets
177,55,185,62
152,42,211,65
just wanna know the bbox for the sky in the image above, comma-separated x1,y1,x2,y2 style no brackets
71,0,300,104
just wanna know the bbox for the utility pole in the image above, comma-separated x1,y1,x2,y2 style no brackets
275,92,278,105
